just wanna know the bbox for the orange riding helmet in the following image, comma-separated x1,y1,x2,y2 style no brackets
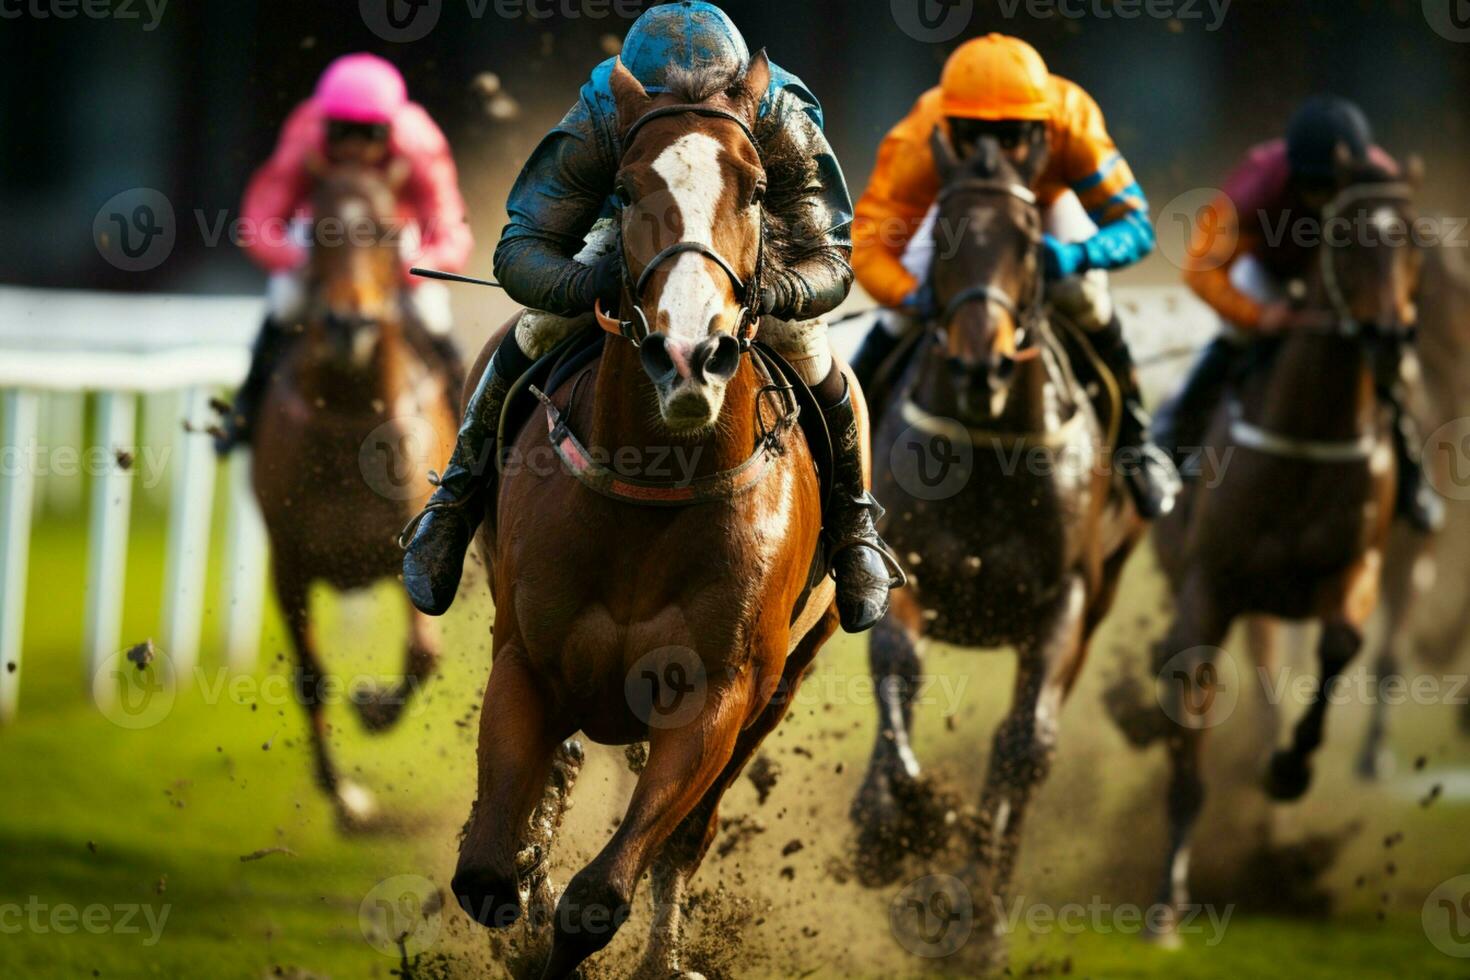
940,34,1052,122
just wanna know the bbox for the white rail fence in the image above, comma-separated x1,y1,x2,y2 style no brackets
0,283,1218,723
0,286,269,722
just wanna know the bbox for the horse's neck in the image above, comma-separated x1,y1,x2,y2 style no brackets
291,326,412,411
588,341,760,478
1250,331,1376,441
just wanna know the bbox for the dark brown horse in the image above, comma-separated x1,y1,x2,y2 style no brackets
1108,164,1422,942
449,53,841,979
851,134,1143,969
251,160,458,827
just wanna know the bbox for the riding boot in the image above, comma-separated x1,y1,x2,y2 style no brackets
820,377,904,633
848,322,903,393
214,316,290,457
400,331,533,616
1152,336,1242,477
1383,382,1445,533
1085,317,1182,520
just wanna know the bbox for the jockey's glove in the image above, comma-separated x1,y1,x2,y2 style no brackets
1042,234,1089,281
574,252,624,312
902,280,938,320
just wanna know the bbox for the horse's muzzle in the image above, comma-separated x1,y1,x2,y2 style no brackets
640,332,742,388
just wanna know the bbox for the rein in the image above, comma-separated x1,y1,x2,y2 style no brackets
528,350,799,507
595,103,765,349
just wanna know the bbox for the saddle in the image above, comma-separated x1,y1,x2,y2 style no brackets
485,326,833,624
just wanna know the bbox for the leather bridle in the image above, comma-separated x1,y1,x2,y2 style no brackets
1316,180,1416,338
595,103,766,349
932,178,1045,333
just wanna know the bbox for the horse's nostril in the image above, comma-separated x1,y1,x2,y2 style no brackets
640,334,677,384
696,335,741,382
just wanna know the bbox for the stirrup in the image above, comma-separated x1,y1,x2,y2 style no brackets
826,493,909,590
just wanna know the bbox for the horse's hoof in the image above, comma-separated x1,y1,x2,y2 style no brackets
452,864,523,930
1354,745,1394,783
1265,750,1313,801
351,684,406,733
1102,674,1166,748
335,779,378,829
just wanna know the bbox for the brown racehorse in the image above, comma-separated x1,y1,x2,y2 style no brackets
850,134,1143,969
449,54,841,979
251,159,458,827
1107,162,1422,941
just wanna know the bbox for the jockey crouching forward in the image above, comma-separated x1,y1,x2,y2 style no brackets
1154,95,1443,532
400,1,898,632
215,53,473,454
847,34,1180,519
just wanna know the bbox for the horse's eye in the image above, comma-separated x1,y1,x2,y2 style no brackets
750,181,766,207
615,183,633,208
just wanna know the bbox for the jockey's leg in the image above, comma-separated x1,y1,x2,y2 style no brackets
1377,350,1445,533
1155,254,1280,476
402,281,465,394
214,270,306,456
401,308,590,616
763,315,901,633
849,206,937,389
1045,193,1179,519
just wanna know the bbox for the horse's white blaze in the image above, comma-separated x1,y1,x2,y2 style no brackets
651,132,728,345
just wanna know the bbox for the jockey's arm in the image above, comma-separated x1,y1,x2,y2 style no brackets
755,88,855,320
394,104,474,276
850,94,943,309
241,101,316,273
492,101,616,317
1046,82,1156,278
1181,190,1266,331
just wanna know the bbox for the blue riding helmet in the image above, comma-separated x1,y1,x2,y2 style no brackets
620,1,749,91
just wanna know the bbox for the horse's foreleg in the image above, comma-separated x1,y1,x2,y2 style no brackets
541,682,750,980
851,587,924,848
637,606,839,980
1356,539,1420,780
962,577,1086,971
455,647,570,932
1150,574,1232,946
274,562,373,828
351,595,441,733
1267,617,1364,801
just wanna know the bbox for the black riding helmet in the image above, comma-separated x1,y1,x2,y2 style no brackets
1286,96,1372,179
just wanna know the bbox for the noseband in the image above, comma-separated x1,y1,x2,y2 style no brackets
596,104,765,349
932,179,1044,331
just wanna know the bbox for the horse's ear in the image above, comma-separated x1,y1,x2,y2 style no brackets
385,157,411,192
931,124,961,183
1332,141,1355,183
738,49,772,116
1404,153,1425,188
305,149,329,180
611,57,652,137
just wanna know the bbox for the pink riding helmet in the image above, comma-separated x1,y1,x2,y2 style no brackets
314,53,408,125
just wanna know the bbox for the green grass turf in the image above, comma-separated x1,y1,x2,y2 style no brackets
3,513,1469,978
